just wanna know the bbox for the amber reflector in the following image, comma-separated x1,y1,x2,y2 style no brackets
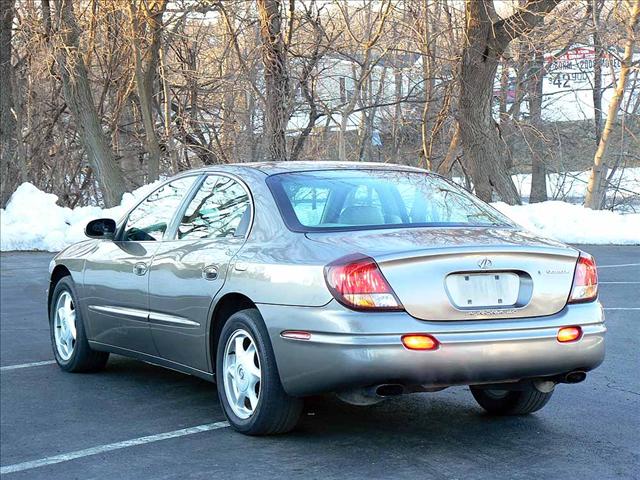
402,334,439,351
281,331,312,340
557,326,582,343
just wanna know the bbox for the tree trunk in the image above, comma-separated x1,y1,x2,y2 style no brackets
419,0,435,168
591,0,603,145
458,1,520,204
584,0,639,210
528,50,547,203
0,0,17,207
458,0,562,204
257,0,289,161
51,0,125,207
159,44,178,173
128,0,167,182
459,60,519,203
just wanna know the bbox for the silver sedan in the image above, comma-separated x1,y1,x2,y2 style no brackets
47,162,605,435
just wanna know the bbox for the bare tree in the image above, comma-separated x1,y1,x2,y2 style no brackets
585,0,640,209
289,1,334,161
335,0,393,162
458,0,562,204
3,0,636,213
128,0,168,181
0,0,18,207
528,48,548,203
47,0,126,207
591,0,604,145
257,0,290,161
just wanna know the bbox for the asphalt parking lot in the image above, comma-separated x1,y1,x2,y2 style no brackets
1,246,638,479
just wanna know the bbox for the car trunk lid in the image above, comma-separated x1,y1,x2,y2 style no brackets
306,227,578,320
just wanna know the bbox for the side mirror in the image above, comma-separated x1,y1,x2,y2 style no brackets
85,218,117,240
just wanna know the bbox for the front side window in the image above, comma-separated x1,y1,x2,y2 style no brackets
267,169,512,232
177,175,250,240
123,176,196,241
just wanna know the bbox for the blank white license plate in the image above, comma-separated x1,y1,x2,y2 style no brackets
446,273,520,308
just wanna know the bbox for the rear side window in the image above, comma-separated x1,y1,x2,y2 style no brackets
123,176,196,241
266,169,512,232
177,175,250,240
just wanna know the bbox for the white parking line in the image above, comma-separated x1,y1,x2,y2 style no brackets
0,360,56,372
598,263,640,268
604,307,640,311
600,281,640,284
0,421,230,475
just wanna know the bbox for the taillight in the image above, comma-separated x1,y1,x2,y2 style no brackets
568,253,598,303
324,254,403,311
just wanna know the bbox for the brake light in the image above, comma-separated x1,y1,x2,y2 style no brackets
324,254,403,311
568,253,598,303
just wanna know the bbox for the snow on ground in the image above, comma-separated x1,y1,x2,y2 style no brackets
1,175,639,252
0,182,160,252
511,167,640,205
492,201,640,245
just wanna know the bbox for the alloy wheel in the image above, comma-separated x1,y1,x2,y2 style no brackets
223,329,262,419
54,291,77,361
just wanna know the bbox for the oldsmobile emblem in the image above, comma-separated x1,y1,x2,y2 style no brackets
477,258,492,269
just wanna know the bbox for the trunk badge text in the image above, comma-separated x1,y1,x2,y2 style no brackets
468,308,519,316
477,258,493,269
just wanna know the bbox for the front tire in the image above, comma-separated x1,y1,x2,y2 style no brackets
216,308,302,435
49,277,109,372
470,385,553,415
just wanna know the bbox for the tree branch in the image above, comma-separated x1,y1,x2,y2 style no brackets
493,0,563,51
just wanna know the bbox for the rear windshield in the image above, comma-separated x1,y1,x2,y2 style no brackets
266,169,513,232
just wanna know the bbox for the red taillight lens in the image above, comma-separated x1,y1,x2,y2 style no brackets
569,253,598,303
324,254,403,311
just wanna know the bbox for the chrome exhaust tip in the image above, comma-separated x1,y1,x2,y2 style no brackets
563,371,587,384
336,384,407,405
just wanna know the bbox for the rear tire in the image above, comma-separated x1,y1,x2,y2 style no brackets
49,277,109,372
216,308,303,435
470,385,553,415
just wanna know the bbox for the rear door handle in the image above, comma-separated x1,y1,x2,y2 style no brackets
133,262,148,276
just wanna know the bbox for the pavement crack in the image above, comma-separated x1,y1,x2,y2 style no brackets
606,382,640,396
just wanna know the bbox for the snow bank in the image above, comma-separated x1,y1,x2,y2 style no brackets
1,181,638,252
0,182,159,252
510,167,640,204
492,201,640,245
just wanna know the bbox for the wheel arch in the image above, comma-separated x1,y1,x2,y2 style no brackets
208,292,258,374
48,264,72,316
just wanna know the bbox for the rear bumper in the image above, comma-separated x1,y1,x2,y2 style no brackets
258,301,605,397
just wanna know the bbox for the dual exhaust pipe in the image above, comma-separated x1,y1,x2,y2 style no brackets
375,371,588,398
339,371,588,405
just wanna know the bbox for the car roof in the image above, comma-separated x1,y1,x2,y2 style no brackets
193,161,429,176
